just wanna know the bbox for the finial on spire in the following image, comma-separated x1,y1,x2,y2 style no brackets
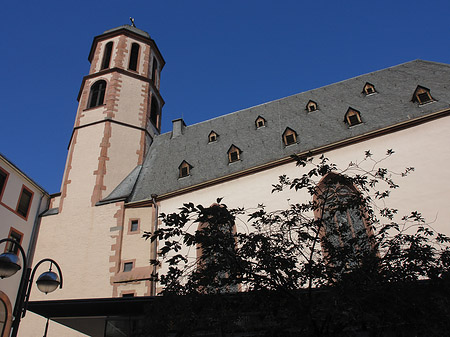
130,17,136,27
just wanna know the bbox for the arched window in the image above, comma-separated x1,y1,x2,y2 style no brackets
87,80,106,108
150,96,159,128
151,57,158,85
0,298,6,336
101,41,113,70
196,204,238,293
314,173,373,272
0,291,12,337
128,43,140,71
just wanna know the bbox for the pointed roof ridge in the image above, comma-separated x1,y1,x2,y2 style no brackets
103,25,150,39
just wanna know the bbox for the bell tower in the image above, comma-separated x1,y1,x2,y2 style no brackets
59,25,165,210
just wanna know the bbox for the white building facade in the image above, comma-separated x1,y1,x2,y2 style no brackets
0,154,49,337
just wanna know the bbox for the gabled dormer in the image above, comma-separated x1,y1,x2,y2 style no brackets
412,85,434,105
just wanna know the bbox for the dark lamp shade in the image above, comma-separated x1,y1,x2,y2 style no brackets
0,252,21,278
36,271,60,294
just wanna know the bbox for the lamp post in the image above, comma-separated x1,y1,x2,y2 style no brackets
0,238,63,337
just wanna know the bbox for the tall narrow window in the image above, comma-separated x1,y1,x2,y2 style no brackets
0,168,8,198
128,43,140,71
88,80,106,108
282,128,297,146
151,57,158,85
196,204,238,293
315,173,372,273
5,229,23,255
101,41,113,70
344,108,362,127
150,96,159,127
16,186,33,218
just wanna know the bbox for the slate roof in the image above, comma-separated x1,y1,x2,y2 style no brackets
103,60,450,204
103,25,151,39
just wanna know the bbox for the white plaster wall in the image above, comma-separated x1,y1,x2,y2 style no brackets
115,76,147,126
0,164,45,293
29,203,120,302
103,124,143,197
0,158,49,336
157,116,450,273
63,125,104,208
19,202,122,336
121,207,153,266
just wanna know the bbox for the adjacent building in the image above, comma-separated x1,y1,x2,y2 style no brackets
17,24,450,336
0,154,49,337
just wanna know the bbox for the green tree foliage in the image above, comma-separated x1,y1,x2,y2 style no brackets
143,151,450,336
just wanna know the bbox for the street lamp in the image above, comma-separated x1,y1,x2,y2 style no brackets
0,238,63,337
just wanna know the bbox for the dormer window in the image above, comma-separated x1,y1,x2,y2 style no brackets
306,100,318,112
101,41,113,70
179,161,193,178
208,131,218,143
412,86,434,105
228,145,242,163
282,128,297,146
255,116,266,128
345,108,362,127
363,83,376,95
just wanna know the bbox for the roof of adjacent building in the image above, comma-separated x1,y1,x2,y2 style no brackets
0,153,49,195
102,60,450,204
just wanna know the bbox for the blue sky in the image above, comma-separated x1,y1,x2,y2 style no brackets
1,0,449,193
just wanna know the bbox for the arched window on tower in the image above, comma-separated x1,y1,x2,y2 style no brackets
128,43,140,71
87,80,106,108
150,96,159,128
314,173,373,274
101,41,113,70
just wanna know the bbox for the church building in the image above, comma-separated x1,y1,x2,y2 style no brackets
15,24,450,336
